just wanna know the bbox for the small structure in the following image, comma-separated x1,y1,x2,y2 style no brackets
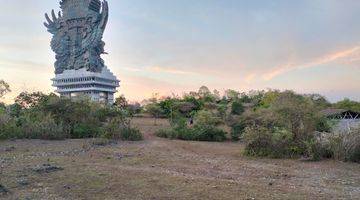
320,108,360,132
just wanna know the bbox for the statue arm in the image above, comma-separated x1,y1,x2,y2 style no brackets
44,9,62,34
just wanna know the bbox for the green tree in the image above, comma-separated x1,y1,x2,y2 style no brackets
0,80,11,99
334,98,360,112
15,92,49,109
231,100,245,115
145,103,164,125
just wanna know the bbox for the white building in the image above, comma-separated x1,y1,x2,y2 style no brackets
52,67,120,104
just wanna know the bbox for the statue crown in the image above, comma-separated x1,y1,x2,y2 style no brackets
60,0,101,19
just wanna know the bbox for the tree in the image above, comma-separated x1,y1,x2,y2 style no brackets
15,92,49,109
225,89,240,101
145,103,164,125
115,95,128,109
334,98,360,112
0,80,11,99
231,100,245,115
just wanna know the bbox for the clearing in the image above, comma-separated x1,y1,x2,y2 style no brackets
0,118,359,200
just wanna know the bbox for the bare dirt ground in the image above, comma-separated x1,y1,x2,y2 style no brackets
0,118,359,200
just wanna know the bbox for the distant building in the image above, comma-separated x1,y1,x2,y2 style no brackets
320,109,360,132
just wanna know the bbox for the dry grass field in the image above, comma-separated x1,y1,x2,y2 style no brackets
0,117,359,200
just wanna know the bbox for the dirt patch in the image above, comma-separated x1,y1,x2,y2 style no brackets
0,117,359,199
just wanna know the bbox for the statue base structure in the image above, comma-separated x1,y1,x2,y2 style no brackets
52,67,120,104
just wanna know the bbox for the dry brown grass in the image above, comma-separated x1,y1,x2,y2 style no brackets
0,117,359,199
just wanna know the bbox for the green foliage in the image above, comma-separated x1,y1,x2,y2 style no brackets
101,118,143,141
243,126,301,158
194,110,222,126
0,112,22,140
231,120,246,141
0,80,11,99
0,91,143,141
304,129,360,162
73,123,100,138
315,117,332,132
334,98,360,112
19,112,67,140
157,110,226,142
145,103,164,125
231,100,244,115
304,138,332,161
330,129,360,163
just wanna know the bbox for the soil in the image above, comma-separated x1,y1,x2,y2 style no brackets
0,118,359,200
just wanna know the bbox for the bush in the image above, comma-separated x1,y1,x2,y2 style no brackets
243,126,304,158
304,138,332,161
155,128,176,139
243,126,273,157
330,129,360,163
231,100,244,115
120,127,143,141
20,113,67,140
192,125,227,142
304,129,360,162
0,113,22,140
101,118,143,141
231,120,246,141
72,123,101,138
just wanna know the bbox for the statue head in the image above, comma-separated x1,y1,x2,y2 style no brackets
60,0,102,20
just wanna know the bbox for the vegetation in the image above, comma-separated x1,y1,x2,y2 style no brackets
0,81,143,141
0,80,359,162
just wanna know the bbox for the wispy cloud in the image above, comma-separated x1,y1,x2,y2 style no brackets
262,46,360,80
147,66,197,75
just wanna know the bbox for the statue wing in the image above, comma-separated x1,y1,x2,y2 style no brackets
44,9,62,34
81,0,108,52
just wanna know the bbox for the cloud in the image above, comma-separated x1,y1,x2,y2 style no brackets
147,66,197,75
0,59,51,73
262,46,360,80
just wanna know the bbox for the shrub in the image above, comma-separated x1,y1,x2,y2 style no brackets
192,125,226,142
231,100,244,115
330,129,360,163
160,111,227,142
20,113,67,140
243,126,273,157
304,129,360,162
304,138,332,161
0,113,22,140
101,118,143,141
243,126,304,158
155,128,170,138
120,127,143,141
231,120,246,141
72,123,101,138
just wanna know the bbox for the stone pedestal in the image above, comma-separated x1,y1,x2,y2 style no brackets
52,66,120,104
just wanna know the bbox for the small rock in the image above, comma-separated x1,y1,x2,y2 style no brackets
17,178,29,186
63,185,71,190
32,164,63,174
0,184,9,194
4,146,15,152
268,182,273,186
151,165,155,168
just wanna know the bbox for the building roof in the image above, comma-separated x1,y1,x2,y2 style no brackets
320,109,347,117
320,108,360,119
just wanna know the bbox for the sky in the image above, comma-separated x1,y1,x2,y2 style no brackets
0,0,359,103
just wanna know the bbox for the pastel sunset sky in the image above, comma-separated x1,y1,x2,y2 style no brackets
0,0,359,103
